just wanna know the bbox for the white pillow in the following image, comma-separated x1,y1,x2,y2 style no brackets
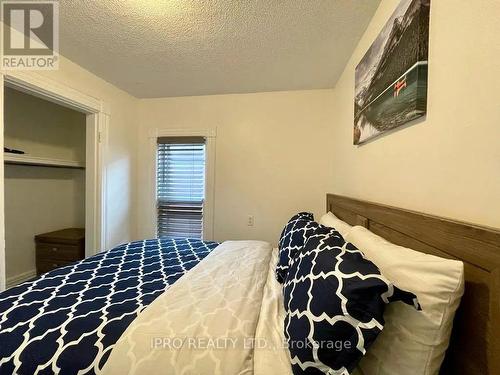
345,226,464,375
318,212,352,238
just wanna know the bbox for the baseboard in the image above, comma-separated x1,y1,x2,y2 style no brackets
6,269,37,289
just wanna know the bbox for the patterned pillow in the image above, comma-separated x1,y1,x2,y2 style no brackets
283,227,420,375
276,212,318,283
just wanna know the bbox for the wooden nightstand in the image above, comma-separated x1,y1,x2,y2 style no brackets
35,228,85,275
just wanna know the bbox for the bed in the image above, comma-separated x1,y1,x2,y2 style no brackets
325,194,500,375
0,238,219,374
0,194,498,375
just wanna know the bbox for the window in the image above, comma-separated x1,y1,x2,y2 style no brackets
157,137,206,239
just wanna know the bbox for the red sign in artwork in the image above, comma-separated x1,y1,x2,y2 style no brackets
394,77,407,97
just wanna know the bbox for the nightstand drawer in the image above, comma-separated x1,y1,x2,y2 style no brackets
36,243,83,262
35,228,85,276
37,260,73,274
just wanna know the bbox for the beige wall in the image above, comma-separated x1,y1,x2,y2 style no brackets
1,53,139,250
4,89,86,282
137,90,335,244
5,167,85,281
4,88,86,161
329,0,500,229
4,89,86,281
34,56,139,248
3,0,499,274
0,39,139,288
136,0,500,245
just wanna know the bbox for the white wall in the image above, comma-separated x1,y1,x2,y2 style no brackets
136,0,500,245
329,0,500,229
137,90,335,244
5,167,85,281
4,88,86,282
1,57,139,250
35,57,139,248
0,16,139,289
0,35,139,294
2,0,499,273
4,88,86,161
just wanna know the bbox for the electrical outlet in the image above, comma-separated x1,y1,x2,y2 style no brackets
247,215,255,227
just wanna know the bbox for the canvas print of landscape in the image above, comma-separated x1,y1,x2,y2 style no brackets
354,0,430,145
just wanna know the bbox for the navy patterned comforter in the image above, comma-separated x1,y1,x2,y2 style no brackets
0,238,219,375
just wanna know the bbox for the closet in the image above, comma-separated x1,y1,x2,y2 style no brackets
3,86,86,288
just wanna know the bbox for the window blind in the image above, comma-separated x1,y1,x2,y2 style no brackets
157,137,206,239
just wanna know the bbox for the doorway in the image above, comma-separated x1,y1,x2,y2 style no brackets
0,72,108,291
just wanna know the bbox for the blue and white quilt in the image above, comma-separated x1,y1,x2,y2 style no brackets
0,238,219,375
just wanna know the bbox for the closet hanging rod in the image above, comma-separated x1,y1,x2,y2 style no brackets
4,154,85,169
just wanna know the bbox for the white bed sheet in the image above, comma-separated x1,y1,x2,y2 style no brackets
254,247,293,375
102,241,273,375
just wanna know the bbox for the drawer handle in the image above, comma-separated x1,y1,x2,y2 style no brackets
51,247,58,252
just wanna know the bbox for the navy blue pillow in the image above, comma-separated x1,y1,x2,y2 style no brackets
276,212,318,283
283,227,420,374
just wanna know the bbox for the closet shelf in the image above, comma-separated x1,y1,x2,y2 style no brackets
4,154,85,169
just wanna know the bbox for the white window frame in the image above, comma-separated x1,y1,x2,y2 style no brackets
0,71,109,291
147,128,216,241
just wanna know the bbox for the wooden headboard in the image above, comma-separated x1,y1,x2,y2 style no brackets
327,194,500,375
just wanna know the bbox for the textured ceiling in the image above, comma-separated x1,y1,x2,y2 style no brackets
60,1,381,98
